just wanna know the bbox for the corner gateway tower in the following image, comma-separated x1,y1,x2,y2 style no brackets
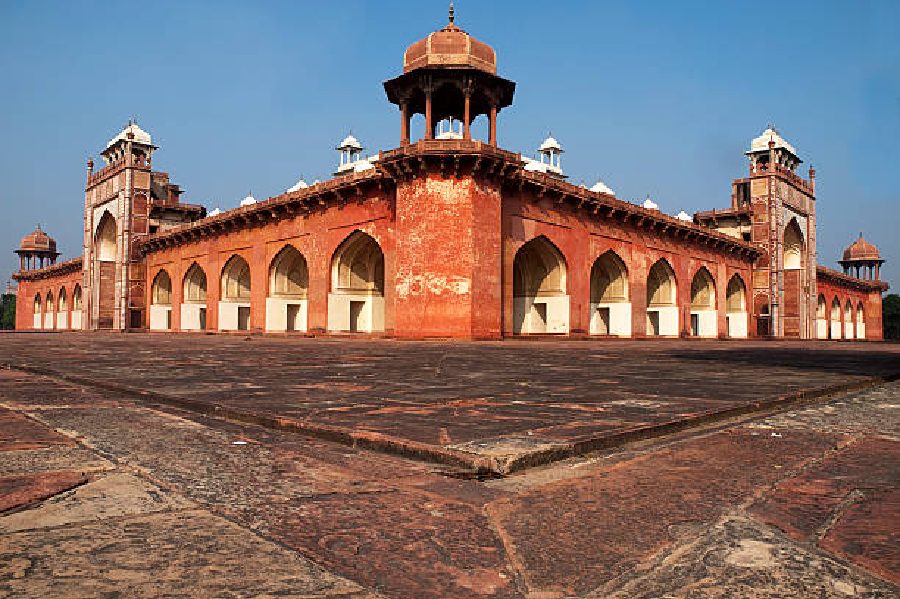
11,7,888,339
82,122,203,330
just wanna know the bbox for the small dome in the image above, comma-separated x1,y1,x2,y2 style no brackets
403,10,497,75
337,134,362,151
676,210,692,222
539,136,563,152
287,178,308,192
842,234,881,262
748,125,797,157
106,121,153,150
590,180,615,195
208,208,222,217
642,198,659,211
18,226,56,253
240,194,257,207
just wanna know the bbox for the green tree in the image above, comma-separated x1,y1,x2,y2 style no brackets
884,294,900,340
0,294,15,330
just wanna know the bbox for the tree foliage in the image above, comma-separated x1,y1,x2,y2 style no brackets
884,293,900,340
0,294,15,330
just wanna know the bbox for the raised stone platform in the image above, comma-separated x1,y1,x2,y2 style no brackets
0,334,898,474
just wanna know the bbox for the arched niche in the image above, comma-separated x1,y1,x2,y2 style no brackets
181,263,207,331
328,231,385,333
267,245,309,332
219,255,251,331
589,250,630,336
513,236,569,334
725,274,748,338
783,219,804,270
646,259,677,336
689,267,717,337
149,269,173,331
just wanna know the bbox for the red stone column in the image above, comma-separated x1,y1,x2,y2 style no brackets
425,91,434,140
400,103,410,145
489,104,497,146
463,93,471,140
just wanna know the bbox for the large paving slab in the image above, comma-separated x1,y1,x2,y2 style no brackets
0,340,898,598
1,333,898,472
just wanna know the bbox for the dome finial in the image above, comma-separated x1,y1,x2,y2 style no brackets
449,0,454,23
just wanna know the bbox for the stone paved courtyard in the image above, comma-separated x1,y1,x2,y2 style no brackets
0,333,898,597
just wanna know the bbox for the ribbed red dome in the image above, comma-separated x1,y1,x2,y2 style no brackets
18,226,56,253
403,21,497,75
842,235,880,262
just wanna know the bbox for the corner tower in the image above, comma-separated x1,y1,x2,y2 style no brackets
742,126,818,338
383,3,515,145
82,121,204,330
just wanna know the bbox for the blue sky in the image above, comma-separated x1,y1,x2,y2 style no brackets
1,0,898,290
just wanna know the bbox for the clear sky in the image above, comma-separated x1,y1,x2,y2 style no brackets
1,0,898,290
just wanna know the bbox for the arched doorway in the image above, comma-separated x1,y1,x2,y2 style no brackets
646,259,677,336
690,267,717,337
328,231,385,332
94,212,117,329
33,294,42,329
220,255,251,331
725,274,748,338
856,301,865,339
782,218,805,337
57,288,68,330
181,263,207,330
843,299,853,340
816,295,827,339
830,297,841,339
44,291,55,329
513,236,569,334
149,270,173,330
72,285,83,330
267,245,309,332
590,250,630,336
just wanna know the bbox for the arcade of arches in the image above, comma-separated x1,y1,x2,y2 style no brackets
11,11,887,339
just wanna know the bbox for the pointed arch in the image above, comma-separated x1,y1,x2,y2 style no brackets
182,263,207,303
94,211,117,262
830,296,841,340
843,299,853,339
513,236,569,334
71,284,83,330
58,287,67,312
514,236,566,297
590,251,628,303
151,270,172,305
783,218,804,270
221,255,251,301
269,245,309,298
726,275,747,313
331,231,384,295
856,301,866,339
816,293,827,339
690,267,716,310
329,231,385,332
647,259,676,307
45,290,55,329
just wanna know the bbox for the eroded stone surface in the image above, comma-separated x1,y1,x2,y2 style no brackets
0,510,376,599
0,473,193,532
591,516,896,598
0,471,86,514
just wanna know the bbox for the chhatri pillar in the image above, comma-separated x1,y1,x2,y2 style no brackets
383,4,515,147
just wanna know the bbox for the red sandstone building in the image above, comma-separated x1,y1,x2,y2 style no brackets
12,10,888,340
